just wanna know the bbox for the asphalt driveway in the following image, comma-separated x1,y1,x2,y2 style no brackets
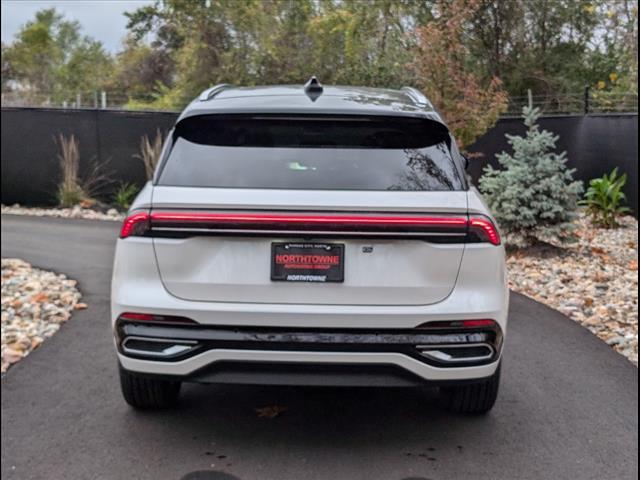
1,214,638,480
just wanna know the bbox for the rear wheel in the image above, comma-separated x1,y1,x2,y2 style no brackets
119,366,181,409
439,363,501,414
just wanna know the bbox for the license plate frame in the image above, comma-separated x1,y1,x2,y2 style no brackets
271,242,345,283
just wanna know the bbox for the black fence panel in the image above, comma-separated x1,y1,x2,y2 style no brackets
1,108,178,206
1,108,637,214
468,114,638,214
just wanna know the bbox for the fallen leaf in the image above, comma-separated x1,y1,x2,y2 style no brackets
31,292,49,303
628,260,638,271
74,303,88,310
7,341,28,351
254,405,288,418
584,297,594,307
79,198,96,209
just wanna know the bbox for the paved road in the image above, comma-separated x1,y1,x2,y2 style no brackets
1,214,637,480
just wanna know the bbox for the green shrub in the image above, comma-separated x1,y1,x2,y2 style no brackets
478,104,583,248
57,185,84,208
579,168,630,228
113,183,140,211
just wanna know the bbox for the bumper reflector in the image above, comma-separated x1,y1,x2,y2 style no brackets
118,312,197,324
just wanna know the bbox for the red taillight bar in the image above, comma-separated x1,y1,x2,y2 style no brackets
119,211,150,238
468,215,501,246
149,211,469,228
119,210,500,245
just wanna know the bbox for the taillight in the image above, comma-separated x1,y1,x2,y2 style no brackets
120,209,500,245
119,211,150,238
118,312,196,324
421,319,497,329
468,215,501,246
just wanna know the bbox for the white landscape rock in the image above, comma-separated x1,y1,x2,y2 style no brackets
1,204,125,221
507,213,638,366
1,258,83,373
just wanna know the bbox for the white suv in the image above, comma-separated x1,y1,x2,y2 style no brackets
111,79,508,413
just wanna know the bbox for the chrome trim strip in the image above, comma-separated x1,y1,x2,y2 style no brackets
416,343,495,363
122,336,198,358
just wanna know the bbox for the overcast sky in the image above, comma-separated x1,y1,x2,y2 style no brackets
1,0,154,52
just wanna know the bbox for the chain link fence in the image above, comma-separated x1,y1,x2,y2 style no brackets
2,88,638,115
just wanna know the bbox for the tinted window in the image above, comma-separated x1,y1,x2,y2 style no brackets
158,115,464,191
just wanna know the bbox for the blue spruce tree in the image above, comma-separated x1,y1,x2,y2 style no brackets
479,102,583,247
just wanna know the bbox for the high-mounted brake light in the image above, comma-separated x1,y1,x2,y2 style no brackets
119,211,150,238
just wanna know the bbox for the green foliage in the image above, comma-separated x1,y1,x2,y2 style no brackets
117,0,637,110
2,2,637,114
467,0,636,96
579,168,630,228
2,8,111,102
105,38,174,104
113,182,140,211
116,0,429,110
479,103,583,247
57,185,84,208
411,0,508,149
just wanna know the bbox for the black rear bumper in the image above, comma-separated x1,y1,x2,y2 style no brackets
122,360,499,387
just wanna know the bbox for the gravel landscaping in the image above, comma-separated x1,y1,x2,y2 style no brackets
1,258,84,373
1,204,124,221
507,212,638,365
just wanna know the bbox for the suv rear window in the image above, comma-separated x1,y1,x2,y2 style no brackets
158,115,464,191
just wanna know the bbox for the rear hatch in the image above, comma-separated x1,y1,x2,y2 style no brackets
151,114,468,306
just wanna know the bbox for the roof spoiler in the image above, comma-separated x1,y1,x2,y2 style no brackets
199,84,232,101
401,87,432,108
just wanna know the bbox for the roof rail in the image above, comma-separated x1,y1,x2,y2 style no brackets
198,84,233,101
401,86,431,108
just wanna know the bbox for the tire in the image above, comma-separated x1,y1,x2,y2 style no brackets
119,366,181,409
439,363,501,414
